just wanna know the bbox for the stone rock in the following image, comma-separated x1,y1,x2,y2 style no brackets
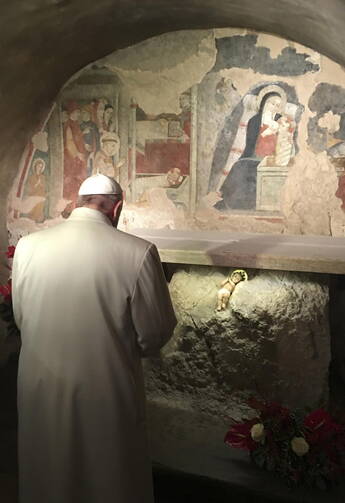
145,266,330,416
282,151,345,236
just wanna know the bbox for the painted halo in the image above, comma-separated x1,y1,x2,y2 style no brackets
256,84,287,113
230,269,248,282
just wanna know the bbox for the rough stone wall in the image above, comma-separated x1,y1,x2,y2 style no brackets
145,266,330,417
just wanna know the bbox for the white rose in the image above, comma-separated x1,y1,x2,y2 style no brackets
291,436,309,456
250,423,265,442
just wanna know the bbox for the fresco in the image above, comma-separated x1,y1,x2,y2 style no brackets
62,98,120,205
21,155,49,223
130,89,192,210
207,82,302,210
307,83,345,210
7,29,345,238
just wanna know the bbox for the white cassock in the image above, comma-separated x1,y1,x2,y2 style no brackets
11,207,177,503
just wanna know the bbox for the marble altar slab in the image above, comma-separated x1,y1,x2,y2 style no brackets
130,229,345,274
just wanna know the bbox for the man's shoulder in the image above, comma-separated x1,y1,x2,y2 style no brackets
16,221,65,247
114,229,154,253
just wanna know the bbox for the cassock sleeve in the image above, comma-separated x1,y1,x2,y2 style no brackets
131,244,177,357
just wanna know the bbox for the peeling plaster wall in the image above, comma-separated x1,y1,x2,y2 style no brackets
7,29,345,240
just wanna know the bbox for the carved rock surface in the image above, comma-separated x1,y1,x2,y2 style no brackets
145,266,330,416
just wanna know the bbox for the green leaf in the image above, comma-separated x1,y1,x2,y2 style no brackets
251,449,267,469
266,456,276,471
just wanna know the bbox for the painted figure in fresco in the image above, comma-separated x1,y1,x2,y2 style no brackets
166,167,184,187
209,84,297,211
94,99,115,134
216,269,248,311
80,104,100,156
254,94,283,157
176,91,191,140
95,98,107,130
103,104,116,133
275,114,295,166
209,93,258,198
214,91,283,210
215,77,237,110
63,101,87,202
133,90,191,183
25,157,47,222
93,132,121,179
149,91,191,141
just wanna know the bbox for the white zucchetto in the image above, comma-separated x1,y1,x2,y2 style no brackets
78,174,122,196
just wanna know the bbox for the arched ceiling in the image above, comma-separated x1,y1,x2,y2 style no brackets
1,0,345,236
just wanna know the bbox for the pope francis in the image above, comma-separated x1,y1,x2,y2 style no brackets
12,174,177,503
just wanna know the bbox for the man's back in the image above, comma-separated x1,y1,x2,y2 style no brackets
12,206,176,503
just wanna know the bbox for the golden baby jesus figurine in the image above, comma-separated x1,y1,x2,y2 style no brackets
216,269,248,311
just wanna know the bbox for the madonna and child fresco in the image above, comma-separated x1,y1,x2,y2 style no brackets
7,30,345,238
208,83,301,210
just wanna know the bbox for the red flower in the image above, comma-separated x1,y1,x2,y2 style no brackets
5,246,15,258
0,280,12,302
303,409,345,471
226,401,345,487
304,409,333,431
304,409,343,444
224,419,259,451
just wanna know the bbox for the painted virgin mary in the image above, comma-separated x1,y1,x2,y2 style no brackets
255,93,283,157
209,86,291,211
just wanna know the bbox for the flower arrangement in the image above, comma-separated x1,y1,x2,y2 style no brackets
224,398,345,490
0,246,20,339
